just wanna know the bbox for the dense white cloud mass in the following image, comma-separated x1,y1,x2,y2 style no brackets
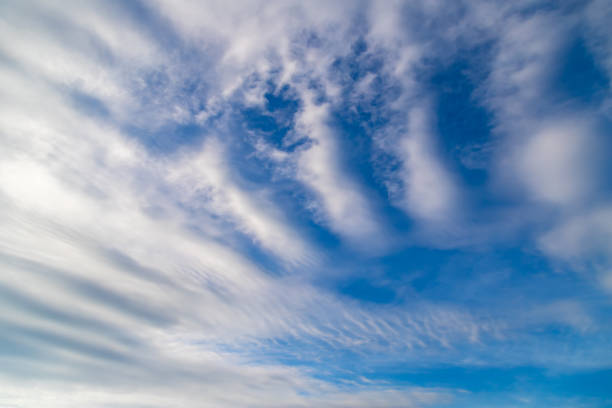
1,0,611,407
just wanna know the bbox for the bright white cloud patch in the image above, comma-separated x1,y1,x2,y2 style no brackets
399,107,459,222
517,117,604,205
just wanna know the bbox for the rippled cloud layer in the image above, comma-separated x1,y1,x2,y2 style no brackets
1,1,611,407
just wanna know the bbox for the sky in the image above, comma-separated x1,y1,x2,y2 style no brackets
1,0,612,407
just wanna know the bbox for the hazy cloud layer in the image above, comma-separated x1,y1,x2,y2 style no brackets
1,1,611,407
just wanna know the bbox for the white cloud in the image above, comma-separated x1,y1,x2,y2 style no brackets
1,1,611,406
294,93,387,248
539,205,612,291
0,26,496,406
516,117,603,205
398,107,459,222
476,6,612,292
166,137,314,264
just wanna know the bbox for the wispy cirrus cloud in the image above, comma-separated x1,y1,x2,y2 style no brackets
1,0,612,407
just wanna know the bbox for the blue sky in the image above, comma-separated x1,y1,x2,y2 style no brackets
0,1,612,407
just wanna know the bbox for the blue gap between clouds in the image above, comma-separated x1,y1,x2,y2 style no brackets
331,246,453,304
368,366,612,400
240,84,302,152
330,241,597,308
555,35,610,107
428,49,494,189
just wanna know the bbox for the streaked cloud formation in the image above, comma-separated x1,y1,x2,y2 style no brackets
1,1,611,407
